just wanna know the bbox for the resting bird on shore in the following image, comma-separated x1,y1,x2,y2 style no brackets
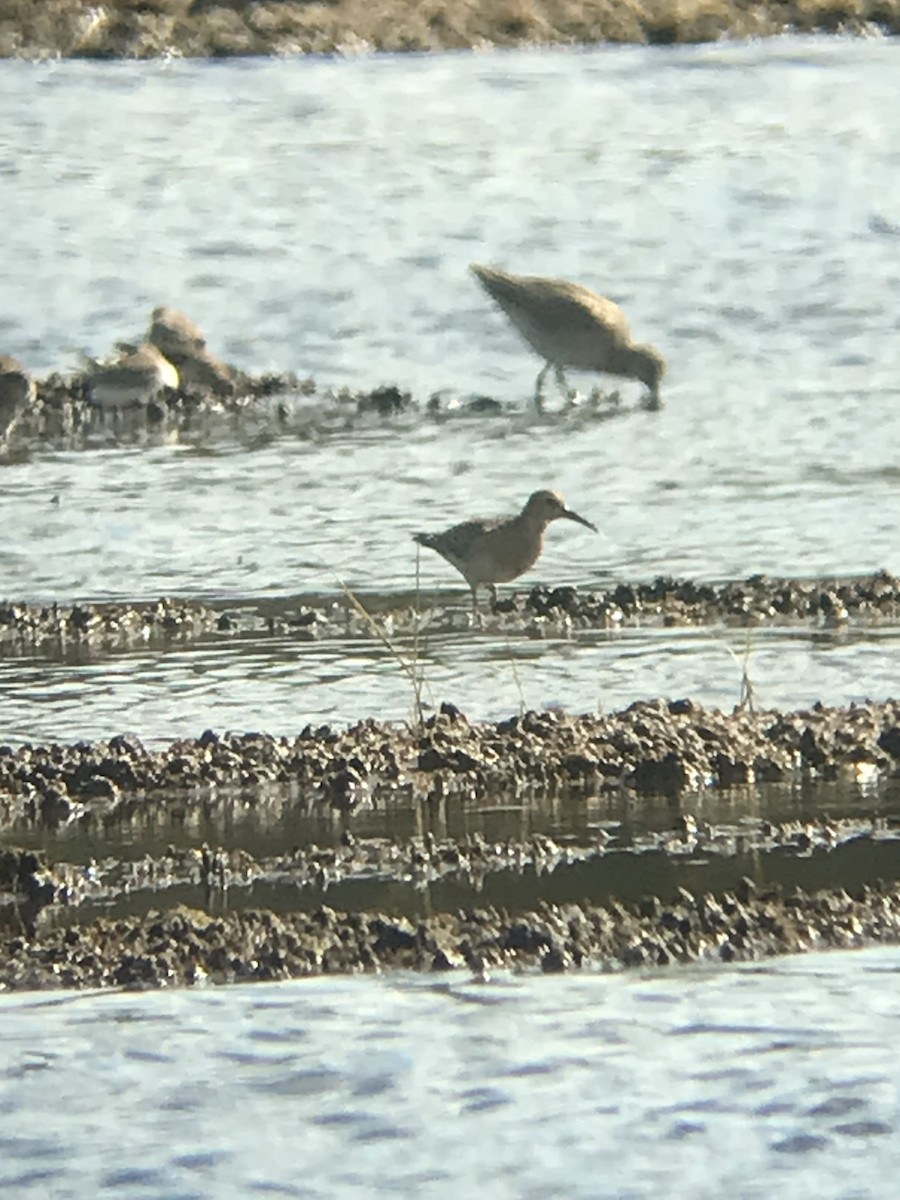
148,306,207,361
86,343,179,411
470,263,665,409
148,306,236,397
413,489,596,609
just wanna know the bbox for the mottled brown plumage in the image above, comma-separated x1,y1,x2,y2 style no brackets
148,307,236,398
414,489,596,607
87,343,179,410
471,263,665,408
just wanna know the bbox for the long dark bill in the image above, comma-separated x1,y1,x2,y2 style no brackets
562,508,597,532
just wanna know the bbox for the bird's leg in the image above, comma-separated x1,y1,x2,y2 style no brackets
554,365,578,407
533,363,550,412
470,585,488,630
488,583,498,610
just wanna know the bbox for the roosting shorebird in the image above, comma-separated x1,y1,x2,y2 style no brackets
86,343,179,411
413,489,596,609
148,306,236,397
470,263,665,409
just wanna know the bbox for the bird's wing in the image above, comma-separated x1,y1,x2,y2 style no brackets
418,516,507,571
472,265,631,342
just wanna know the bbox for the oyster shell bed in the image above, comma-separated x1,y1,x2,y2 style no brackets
2,695,900,988
2,570,899,658
4,697,899,817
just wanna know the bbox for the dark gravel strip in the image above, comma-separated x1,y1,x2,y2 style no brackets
1,880,898,991
2,698,900,834
2,570,899,659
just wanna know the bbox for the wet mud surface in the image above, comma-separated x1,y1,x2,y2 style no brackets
3,698,900,819
5,857,900,990
0,0,896,59
2,697,900,988
14,371,430,453
3,571,899,661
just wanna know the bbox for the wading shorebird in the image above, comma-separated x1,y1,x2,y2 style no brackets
470,263,665,409
0,355,36,445
413,489,597,609
87,343,179,411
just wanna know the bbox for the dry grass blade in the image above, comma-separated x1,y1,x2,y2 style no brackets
712,630,757,714
330,567,428,729
505,637,527,717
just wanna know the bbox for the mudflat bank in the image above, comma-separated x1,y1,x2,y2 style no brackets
2,571,898,660
0,0,896,60
4,883,900,990
3,698,899,823
1,696,899,989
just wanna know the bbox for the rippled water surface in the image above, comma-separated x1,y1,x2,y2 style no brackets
1,34,900,731
1,946,899,1198
1,621,898,745
2,37,900,1195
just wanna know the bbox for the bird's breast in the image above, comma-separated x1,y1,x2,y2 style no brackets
467,524,544,586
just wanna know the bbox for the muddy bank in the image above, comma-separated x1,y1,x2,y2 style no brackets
0,597,221,657
2,698,899,832
0,371,521,455
10,372,423,452
5,307,480,453
2,571,899,659
2,879,899,990
3,697,900,989
0,0,895,59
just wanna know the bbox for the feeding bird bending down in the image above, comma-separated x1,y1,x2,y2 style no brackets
470,263,665,409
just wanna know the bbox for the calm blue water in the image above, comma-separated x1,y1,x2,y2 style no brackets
2,36,900,1196
1,946,899,1198
1,36,899,735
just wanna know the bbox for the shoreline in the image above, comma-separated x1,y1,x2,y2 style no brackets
0,1,896,61
1,696,899,990
4,866,900,991
2,571,898,657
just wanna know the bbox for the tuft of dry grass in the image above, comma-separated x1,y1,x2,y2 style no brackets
0,0,898,57
333,570,429,731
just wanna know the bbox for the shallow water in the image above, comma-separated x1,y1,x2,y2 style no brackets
2,37,900,1192
1,946,899,1198
14,774,900,927
2,36,900,733
1,620,898,744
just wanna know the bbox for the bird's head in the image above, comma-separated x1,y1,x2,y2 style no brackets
632,344,666,398
524,489,597,531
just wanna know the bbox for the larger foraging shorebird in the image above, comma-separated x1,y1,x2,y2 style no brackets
414,489,596,609
470,263,665,409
